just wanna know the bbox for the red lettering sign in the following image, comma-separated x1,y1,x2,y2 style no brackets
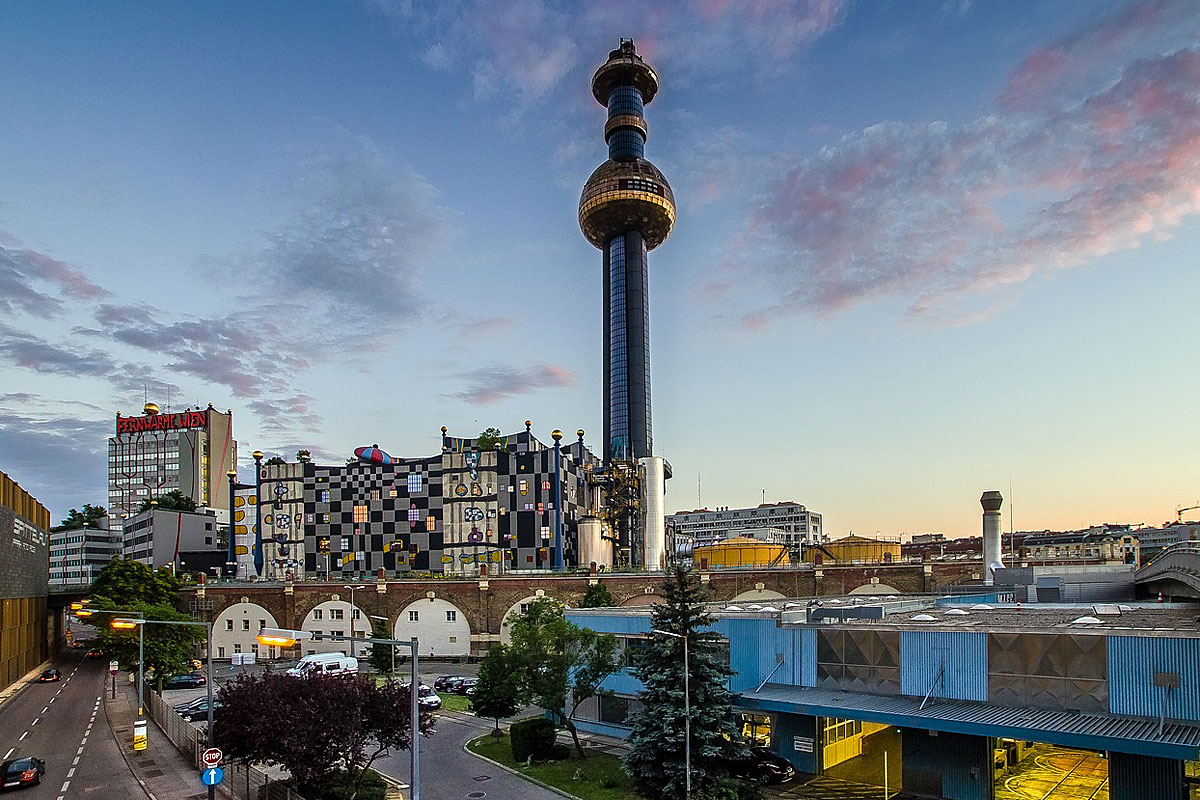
116,410,209,435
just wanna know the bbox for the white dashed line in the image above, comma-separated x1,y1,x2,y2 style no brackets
48,697,55,704
42,706,49,713
76,747,84,756
72,757,79,766
80,737,87,745
60,781,70,792
31,718,39,726
3,748,12,759
67,768,75,778
18,731,28,741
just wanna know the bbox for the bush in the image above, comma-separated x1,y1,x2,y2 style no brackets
706,777,763,800
509,717,557,763
315,769,388,800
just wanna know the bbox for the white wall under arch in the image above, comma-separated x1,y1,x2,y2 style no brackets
392,597,471,657
212,602,279,661
300,600,371,657
730,589,786,602
499,594,558,645
847,583,901,595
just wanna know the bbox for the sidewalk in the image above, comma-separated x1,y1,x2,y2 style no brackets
0,659,51,711
104,676,210,800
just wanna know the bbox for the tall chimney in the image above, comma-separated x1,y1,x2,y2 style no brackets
981,490,1004,585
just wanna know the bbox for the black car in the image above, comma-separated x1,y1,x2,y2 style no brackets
721,747,796,785
179,701,223,722
163,673,207,689
455,678,478,696
434,675,466,691
36,669,61,683
1,757,45,789
440,677,466,694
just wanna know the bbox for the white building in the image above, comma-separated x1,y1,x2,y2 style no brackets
48,524,121,588
1135,522,1200,559
107,402,236,536
668,501,822,551
122,507,225,574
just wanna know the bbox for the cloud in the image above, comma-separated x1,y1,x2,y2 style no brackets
248,394,323,434
719,3,1200,323
0,241,109,317
447,363,576,404
0,321,117,376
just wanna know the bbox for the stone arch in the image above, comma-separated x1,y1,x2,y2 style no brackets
300,599,371,657
620,592,661,607
212,601,279,661
499,593,557,645
393,597,471,657
730,588,786,602
847,583,901,595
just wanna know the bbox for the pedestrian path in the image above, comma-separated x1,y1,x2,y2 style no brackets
104,676,210,800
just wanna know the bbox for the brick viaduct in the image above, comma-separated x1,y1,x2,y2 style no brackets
182,561,980,654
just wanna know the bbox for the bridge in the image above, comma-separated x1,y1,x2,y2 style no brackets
1134,541,1200,600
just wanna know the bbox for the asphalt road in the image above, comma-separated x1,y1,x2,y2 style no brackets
0,649,146,800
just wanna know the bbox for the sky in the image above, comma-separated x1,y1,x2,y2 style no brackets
1,0,1198,538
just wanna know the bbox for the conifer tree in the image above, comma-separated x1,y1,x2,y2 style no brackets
624,567,740,800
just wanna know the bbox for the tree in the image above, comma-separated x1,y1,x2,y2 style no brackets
475,427,505,450
54,503,107,531
624,567,741,800
368,619,395,675
137,489,197,513
507,598,622,758
470,645,522,734
88,558,202,689
264,456,287,466
296,450,312,462
578,582,614,608
216,673,431,799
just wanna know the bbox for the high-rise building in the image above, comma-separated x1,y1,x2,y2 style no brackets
107,402,236,534
579,39,675,464
48,520,121,588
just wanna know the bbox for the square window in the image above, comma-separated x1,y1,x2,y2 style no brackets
242,619,250,631
354,505,369,523
446,610,457,622
319,489,330,503
427,516,436,530
234,643,242,653
409,610,419,622
225,619,234,631
259,619,266,629
217,647,225,658
408,508,420,525
331,608,344,620
408,473,423,493
313,609,323,620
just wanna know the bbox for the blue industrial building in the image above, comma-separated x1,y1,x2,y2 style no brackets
568,599,1200,800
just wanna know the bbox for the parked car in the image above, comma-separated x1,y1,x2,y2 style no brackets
285,653,358,677
163,673,207,689
418,685,441,711
456,678,478,696
179,701,223,722
440,677,466,694
434,675,466,691
720,747,796,785
36,669,61,683
1,757,45,789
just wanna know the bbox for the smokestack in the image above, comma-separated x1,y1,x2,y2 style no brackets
981,490,1004,585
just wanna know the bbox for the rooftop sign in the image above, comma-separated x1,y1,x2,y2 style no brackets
116,409,208,435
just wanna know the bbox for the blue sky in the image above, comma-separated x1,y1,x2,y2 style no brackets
2,0,1197,537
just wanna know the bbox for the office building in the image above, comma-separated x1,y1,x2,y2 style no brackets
0,469,49,693
107,401,236,535
670,502,823,551
122,506,225,575
48,521,121,587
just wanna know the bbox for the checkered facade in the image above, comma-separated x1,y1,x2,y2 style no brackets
301,430,599,577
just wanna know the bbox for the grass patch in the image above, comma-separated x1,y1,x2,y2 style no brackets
438,693,472,713
467,731,637,800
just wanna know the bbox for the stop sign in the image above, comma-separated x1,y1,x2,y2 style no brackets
201,748,223,769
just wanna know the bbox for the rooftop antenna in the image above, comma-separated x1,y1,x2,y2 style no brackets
762,488,766,505
1008,474,1014,566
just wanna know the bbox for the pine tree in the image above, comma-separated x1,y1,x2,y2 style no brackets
579,581,614,608
624,567,740,800
369,619,396,675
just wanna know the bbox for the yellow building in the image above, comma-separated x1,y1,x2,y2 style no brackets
804,534,901,564
0,469,50,694
694,536,788,569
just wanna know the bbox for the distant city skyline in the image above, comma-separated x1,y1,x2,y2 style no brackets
1,1,1197,537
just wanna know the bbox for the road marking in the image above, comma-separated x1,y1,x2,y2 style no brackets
42,706,49,713
18,731,28,741
48,697,55,704
76,747,84,756
60,781,70,792
32,718,39,726
72,757,79,766
80,737,87,745
3,748,12,759
67,768,75,778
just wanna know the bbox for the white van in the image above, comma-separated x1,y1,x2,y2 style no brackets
286,652,359,677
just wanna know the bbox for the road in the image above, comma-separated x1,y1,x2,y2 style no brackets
0,649,146,800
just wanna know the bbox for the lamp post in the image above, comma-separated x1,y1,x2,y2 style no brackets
252,451,264,577
653,628,690,799
227,469,238,577
343,585,366,657
260,627,421,800
551,429,564,571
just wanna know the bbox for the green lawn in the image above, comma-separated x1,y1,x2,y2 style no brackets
467,731,638,800
438,693,472,713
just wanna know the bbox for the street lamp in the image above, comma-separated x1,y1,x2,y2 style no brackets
259,627,421,800
343,585,366,657
653,629,690,799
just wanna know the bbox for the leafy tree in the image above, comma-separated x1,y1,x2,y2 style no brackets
137,489,197,513
368,619,396,675
475,427,505,450
470,645,522,734
54,503,107,531
296,450,312,462
507,598,621,758
91,556,180,606
578,582,614,608
216,673,431,799
624,567,741,800
264,456,287,466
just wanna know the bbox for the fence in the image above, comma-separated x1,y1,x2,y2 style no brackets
146,690,307,800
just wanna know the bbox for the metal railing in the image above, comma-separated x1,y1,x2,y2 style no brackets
1137,540,1200,574
146,690,306,800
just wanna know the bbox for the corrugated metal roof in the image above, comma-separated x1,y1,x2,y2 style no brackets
742,684,1200,761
